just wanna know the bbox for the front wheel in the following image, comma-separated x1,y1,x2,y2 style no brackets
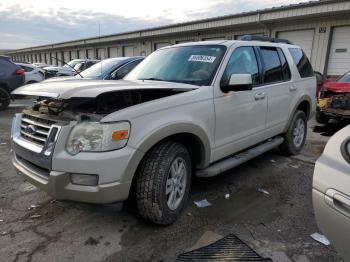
280,110,307,155
136,141,191,225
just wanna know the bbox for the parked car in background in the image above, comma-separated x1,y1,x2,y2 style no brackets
316,71,350,124
313,125,350,261
16,63,45,84
44,59,99,77
11,38,316,224
73,60,100,74
0,56,25,110
44,57,144,82
33,63,51,69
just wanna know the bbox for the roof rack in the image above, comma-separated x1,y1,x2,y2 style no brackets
240,35,293,45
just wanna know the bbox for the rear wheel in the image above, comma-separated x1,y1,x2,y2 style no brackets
136,141,191,225
280,110,307,155
0,88,10,110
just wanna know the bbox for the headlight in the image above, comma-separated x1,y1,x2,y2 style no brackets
66,121,130,155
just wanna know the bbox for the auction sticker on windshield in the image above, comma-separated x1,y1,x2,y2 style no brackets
188,55,216,63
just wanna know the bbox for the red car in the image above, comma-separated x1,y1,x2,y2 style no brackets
316,71,350,123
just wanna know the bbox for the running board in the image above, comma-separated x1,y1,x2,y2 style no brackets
196,136,284,178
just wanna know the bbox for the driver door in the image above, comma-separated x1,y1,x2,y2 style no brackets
213,46,268,161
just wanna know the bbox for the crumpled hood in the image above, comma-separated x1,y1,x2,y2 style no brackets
11,79,198,99
324,82,350,93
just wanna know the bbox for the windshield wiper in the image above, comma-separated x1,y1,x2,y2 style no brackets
139,77,165,82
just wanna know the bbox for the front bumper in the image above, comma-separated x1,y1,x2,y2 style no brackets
11,113,142,204
12,153,131,203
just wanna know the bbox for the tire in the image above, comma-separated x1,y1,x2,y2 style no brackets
136,141,191,225
316,109,329,124
280,110,307,155
0,88,10,111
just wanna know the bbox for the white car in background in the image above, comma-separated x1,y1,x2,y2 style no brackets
44,59,100,77
33,63,51,69
313,125,350,261
16,63,45,84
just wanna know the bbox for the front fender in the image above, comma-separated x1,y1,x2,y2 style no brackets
135,122,212,169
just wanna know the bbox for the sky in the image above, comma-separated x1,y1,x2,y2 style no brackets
0,0,309,49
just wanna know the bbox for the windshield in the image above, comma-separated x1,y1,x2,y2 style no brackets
337,72,350,82
64,60,82,68
79,59,124,78
125,45,227,86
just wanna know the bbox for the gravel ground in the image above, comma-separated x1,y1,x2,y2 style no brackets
0,101,347,262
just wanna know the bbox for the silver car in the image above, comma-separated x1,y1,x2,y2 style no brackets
313,125,350,261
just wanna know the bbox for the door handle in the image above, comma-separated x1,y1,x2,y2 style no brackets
333,194,350,216
254,92,266,100
325,189,350,218
289,85,297,91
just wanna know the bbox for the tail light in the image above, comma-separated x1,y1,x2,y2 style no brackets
16,68,25,75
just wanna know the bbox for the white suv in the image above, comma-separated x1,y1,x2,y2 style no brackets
11,37,316,224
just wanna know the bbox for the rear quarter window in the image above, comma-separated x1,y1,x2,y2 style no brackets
288,48,313,78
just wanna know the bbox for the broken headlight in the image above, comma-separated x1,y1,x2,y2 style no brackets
66,121,130,155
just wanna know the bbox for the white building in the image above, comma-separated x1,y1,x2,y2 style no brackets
7,0,350,77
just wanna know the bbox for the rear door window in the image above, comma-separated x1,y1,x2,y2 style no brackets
277,48,291,81
259,47,283,84
288,48,313,78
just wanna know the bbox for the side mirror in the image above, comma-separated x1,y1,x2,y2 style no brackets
221,74,253,93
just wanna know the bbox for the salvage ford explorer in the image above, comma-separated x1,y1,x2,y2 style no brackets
11,37,316,225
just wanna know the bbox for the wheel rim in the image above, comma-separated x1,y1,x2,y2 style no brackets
166,157,187,211
292,118,305,148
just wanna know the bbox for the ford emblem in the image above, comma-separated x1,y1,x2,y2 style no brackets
25,124,37,135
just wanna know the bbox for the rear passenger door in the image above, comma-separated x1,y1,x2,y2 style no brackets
257,46,292,138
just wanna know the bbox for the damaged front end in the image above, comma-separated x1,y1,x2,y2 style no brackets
29,88,189,121
318,86,350,119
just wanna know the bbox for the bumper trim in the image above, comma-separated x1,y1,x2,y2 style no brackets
12,154,131,204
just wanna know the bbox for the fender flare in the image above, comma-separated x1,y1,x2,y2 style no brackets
121,122,212,183
283,95,311,133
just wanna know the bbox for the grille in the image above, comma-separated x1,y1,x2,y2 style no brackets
177,234,271,261
20,113,56,147
16,154,50,180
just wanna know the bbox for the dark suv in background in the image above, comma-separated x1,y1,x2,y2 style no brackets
0,56,25,110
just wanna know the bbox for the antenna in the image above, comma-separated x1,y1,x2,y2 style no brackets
99,21,102,76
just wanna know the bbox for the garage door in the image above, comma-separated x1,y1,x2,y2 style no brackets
97,48,106,60
154,42,171,50
109,47,119,58
63,51,70,63
70,51,77,60
77,50,84,59
123,46,134,57
278,29,314,59
87,49,95,59
327,26,350,76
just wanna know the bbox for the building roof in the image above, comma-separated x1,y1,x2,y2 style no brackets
8,0,349,53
